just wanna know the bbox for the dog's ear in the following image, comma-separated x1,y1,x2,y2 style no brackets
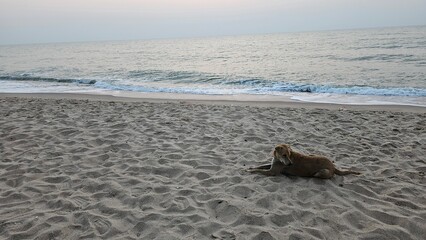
273,145,280,157
282,144,292,162
285,145,291,157
278,144,289,155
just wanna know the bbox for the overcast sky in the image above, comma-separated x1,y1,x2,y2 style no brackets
0,0,425,45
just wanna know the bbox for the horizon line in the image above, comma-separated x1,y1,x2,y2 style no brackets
1,24,425,47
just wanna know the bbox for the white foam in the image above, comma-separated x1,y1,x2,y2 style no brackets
290,92,426,107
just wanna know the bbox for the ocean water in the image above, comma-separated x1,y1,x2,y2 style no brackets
1,26,425,106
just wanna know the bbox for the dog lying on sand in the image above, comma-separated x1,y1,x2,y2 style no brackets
247,144,360,179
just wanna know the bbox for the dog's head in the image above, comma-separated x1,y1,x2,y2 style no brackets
273,144,292,165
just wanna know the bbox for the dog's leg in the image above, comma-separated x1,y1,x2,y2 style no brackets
247,158,284,176
247,157,276,171
313,169,332,179
247,168,281,176
248,164,271,170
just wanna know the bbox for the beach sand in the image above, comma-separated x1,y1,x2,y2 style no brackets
0,94,425,239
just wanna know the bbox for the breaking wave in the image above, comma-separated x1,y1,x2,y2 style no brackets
0,75,96,85
1,73,425,97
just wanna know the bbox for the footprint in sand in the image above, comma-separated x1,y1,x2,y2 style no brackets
206,199,240,224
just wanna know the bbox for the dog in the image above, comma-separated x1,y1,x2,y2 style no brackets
247,144,360,179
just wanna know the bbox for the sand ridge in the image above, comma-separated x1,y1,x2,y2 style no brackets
0,96,425,239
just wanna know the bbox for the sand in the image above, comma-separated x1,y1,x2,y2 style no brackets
0,94,425,239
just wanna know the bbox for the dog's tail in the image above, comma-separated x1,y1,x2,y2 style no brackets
334,168,361,176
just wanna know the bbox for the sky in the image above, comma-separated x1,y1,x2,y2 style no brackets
0,0,425,45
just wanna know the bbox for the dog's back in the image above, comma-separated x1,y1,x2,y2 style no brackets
281,152,335,177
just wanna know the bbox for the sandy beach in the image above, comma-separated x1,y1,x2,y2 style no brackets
0,93,425,239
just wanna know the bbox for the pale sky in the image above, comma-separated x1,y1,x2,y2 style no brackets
0,0,425,45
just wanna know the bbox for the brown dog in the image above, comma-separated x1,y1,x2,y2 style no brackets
247,144,360,179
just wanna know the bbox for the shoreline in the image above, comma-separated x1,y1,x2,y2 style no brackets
1,92,425,113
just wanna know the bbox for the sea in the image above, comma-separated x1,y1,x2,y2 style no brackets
1,26,425,106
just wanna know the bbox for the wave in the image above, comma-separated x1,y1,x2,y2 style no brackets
216,78,426,97
254,83,426,97
127,70,222,83
1,74,425,97
329,54,418,62
0,75,96,85
351,44,405,50
95,81,426,97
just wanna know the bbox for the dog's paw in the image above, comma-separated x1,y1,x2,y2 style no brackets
238,168,253,175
